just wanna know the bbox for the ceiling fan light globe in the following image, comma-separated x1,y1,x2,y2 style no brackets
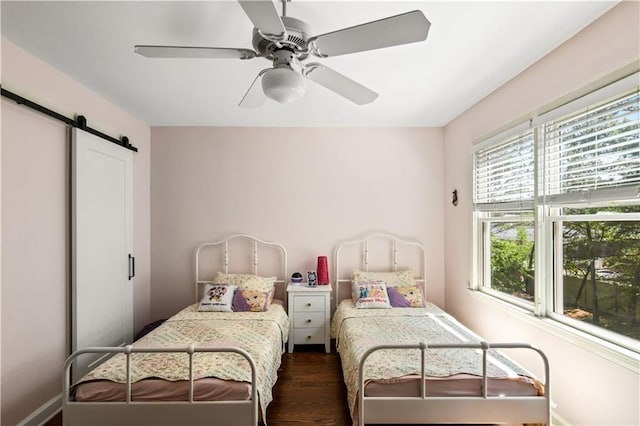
262,68,306,103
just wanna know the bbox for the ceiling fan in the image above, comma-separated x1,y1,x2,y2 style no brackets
134,0,431,107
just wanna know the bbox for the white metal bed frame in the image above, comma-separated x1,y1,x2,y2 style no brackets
333,232,551,426
63,234,288,426
194,233,288,307
333,231,427,309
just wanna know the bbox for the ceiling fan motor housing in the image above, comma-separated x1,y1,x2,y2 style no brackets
252,16,312,60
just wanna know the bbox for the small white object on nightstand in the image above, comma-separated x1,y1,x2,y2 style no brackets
286,283,332,353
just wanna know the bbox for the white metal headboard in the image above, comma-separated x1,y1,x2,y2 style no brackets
194,234,288,304
333,233,426,306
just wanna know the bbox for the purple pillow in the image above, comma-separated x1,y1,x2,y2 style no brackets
232,289,270,312
387,287,411,307
387,285,425,308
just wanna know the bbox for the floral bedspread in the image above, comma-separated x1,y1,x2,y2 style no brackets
331,300,541,420
78,303,289,420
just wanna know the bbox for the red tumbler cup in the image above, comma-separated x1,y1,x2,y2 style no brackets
317,256,329,285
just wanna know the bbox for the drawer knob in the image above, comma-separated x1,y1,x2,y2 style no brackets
307,335,311,339
306,319,312,323
306,303,311,307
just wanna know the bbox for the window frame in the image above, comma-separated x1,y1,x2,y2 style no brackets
546,209,640,353
477,215,536,311
472,71,640,359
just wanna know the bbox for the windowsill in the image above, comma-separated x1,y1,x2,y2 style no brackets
469,289,640,373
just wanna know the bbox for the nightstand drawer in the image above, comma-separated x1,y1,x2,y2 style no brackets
293,327,325,344
293,311,325,328
293,295,325,312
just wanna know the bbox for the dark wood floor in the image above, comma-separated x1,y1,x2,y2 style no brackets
46,345,352,426
267,346,352,425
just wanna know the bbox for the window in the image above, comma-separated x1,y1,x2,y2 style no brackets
474,131,535,306
551,208,640,342
473,73,640,351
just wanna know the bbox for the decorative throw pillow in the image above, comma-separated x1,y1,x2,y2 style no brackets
197,284,237,312
232,289,271,312
213,272,277,304
387,285,425,308
352,280,392,309
352,270,415,287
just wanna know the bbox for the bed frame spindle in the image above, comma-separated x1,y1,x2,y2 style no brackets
188,345,195,402
125,346,132,403
253,241,258,275
224,241,229,273
392,240,398,271
363,241,369,271
481,341,488,398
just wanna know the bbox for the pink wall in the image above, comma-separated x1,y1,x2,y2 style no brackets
0,41,4,423
2,102,68,425
1,38,151,425
443,2,640,425
150,127,444,319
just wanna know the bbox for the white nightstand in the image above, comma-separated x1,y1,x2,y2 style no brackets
287,283,332,353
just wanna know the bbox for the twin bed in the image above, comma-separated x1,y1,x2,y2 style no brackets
63,235,289,426
63,233,550,425
331,233,550,425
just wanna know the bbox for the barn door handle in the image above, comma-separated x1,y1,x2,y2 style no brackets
128,254,135,280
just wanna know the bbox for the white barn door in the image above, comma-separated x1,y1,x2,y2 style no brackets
72,128,133,382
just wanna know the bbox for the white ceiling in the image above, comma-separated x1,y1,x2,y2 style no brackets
1,1,617,127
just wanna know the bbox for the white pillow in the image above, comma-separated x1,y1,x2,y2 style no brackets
197,284,237,312
213,272,277,305
352,280,392,309
352,270,415,287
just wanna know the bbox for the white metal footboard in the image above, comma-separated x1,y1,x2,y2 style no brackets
63,345,259,426
358,341,551,426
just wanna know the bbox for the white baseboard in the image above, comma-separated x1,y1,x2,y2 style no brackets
553,410,572,426
17,394,61,426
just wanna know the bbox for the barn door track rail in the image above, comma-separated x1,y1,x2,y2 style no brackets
1,86,138,153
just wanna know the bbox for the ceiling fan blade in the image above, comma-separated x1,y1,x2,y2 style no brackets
309,10,430,58
237,0,286,41
135,45,257,60
304,63,378,105
239,70,268,108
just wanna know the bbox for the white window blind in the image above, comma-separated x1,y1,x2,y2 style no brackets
542,87,640,204
474,130,535,210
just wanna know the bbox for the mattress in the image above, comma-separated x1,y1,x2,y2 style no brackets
75,377,250,402
330,300,544,420
73,301,289,419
